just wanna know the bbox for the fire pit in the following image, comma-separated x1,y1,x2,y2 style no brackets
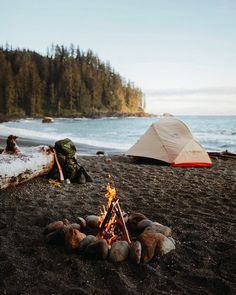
43,178,175,263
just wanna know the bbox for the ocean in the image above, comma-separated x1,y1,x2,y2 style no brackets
0,116,235,155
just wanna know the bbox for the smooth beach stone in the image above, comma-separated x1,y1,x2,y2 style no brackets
155,233,176,255
45,228,65,244
138,228,158,263
127,212,148,233
77,235,96,253
43,220,64,235
85,215,100,229
128,212,147,224
129,241,142,264
65,226,86,251
70,223,81,230
85,239,109,260
62,218,70,226
137,219,154,232
150,222,172,237
168,237,176,245
109,241,130,263
76,217,86,228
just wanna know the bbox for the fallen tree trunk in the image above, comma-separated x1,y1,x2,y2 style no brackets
0,146,54,190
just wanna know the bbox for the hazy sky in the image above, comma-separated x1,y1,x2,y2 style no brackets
1,0,236,115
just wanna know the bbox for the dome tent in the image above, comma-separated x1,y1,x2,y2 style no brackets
126,117,212,167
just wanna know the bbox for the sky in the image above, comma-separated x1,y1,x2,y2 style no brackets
1,0,236,115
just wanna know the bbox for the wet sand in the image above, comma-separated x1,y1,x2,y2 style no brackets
0,155,235,294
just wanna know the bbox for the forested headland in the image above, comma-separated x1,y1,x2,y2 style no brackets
0,45,146,120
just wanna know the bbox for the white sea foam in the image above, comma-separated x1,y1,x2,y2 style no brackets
1,116,235,154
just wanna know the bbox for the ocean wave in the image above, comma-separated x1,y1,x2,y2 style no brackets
0,124,130,151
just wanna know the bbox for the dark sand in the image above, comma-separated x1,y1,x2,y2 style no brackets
0,155,235,294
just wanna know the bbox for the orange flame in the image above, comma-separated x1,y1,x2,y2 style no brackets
96,176,119,245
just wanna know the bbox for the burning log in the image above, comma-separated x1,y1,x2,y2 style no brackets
97,196,131,245
115,201,131,244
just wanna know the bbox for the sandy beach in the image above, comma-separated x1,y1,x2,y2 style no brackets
0,154,235,294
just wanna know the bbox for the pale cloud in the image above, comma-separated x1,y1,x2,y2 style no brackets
144,87,236,115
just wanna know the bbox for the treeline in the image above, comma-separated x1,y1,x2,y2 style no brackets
0,44,144,118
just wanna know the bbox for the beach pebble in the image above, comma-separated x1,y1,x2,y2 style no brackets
150,222,172,237
168,237,176,245
70,223,81,230
128,212,147,224
76,217,86,228
138,228,158,263
138,228,176,263
155,233,176,255
43,220,64,235
129,241,142,264
65,226,86,251
127,212,147,233
109,241,130,263
62,219,70,226
85,215,100,229
85,239,109,260
45,228,65,244
77,235,96,253
137,219,153,232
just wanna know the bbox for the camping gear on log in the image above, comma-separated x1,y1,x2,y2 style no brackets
52,138,93,183
0,145,54,190
126,117,212,167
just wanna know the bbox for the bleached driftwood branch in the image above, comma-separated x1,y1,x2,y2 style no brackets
0,146,54,190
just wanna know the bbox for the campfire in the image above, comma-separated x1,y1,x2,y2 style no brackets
96,177,131,245
43,176,176,263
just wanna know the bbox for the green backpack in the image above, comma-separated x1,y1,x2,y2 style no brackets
54,138,82,181
54,138,77,158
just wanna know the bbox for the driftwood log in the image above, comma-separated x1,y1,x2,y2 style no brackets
208,151,236,160
0,146,54,190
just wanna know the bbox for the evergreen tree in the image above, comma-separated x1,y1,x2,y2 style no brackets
0,45,144,117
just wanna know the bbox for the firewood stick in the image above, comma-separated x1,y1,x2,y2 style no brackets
98,200,115,238
53,148,65,182
115,201,131,244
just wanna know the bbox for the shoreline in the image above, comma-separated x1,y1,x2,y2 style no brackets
0,155,235,294
0,111,158,124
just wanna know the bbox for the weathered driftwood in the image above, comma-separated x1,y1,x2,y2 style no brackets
208,151,236,160
0,146,54,190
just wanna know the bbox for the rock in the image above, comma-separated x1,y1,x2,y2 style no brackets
85,215,100,229
45,228,65,244
85,239,109,260
96,151,106,156
155,233,176,255
65,226,86,251
138,228,176,262
128,212,147,224
129,241,142,264
77,217,86,228
77,235,96,253
168,237,176,245
109,241,130,263
42,116,54,123
137,219,153,232
127,212,147,234
138,228,158,263
70,223,81,230
63,219,70,226
43,220,64,235
150,222,172,237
